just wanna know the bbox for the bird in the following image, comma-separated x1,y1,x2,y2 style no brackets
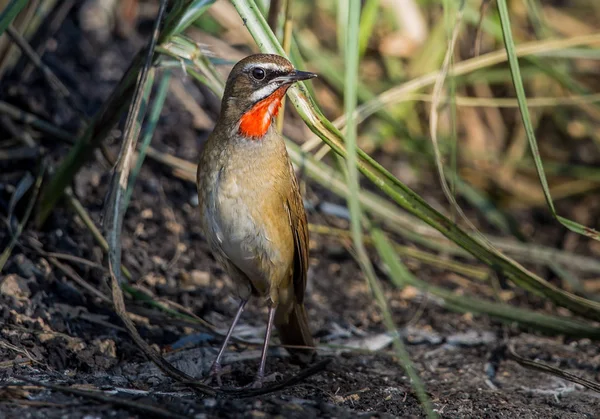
196,54,317,388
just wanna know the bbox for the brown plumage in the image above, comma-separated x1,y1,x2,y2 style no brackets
196,54,317,387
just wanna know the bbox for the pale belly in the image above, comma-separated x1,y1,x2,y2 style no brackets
200,168,291,300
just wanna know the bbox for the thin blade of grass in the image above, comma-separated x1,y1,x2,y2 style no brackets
124,69,172,209
103,0,187,381
0,0,28,35
358,0,379,58
101,0,218,394
103,67,156,282
6,171,34,234
336,0,348,58
276,0,293,132
342,2,435,416
0,165,44,272
0,100,73,142
106,69,154,226
496,0,600,241
170,0,216,36
429,1,488,243
506,342,600,394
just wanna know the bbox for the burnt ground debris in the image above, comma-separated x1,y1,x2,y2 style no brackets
1,4,600,419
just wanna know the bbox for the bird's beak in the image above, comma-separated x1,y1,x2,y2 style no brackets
271,70,318,85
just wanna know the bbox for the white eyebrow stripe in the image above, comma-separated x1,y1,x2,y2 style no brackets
249,84,280,102
241,62,288,73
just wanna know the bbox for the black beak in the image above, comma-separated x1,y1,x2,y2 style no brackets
271,70,318,85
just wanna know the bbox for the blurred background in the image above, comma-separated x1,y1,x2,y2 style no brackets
1,0,600,417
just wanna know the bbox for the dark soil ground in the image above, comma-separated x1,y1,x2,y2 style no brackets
1,4,600,418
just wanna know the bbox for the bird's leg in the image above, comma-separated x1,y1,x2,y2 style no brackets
205,299,247,387
251,302,277,389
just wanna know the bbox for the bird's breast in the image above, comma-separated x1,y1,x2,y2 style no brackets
197,136,294,296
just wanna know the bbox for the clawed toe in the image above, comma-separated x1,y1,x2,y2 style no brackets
262,372,282,384
242,377,263,389
203,363,231,387
245,371,281,389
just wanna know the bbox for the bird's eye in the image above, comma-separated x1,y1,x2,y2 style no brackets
251,67,266,80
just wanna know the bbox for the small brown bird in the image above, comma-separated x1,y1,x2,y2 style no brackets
196,54,317,387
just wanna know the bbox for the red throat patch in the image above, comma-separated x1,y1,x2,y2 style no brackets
238,86,288,139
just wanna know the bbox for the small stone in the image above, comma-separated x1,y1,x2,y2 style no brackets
190,270,210,287
0,275,30,299
14,254,38,278
147,376,161,385
94,338,117,358
166,221,183,235
143,272,166,287
151,255,167,267
38,333,55,343
203,399,217,408
141,208,153,219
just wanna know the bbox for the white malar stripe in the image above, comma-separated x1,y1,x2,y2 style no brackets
265,97,281,124
249,84,280,103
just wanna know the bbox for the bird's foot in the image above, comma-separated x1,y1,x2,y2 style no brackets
248,376,263,389
246,371,282,389
203,362,231,387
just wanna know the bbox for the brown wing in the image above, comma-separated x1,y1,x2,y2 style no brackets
285,162,309,304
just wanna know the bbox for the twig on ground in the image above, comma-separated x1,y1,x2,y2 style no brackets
11,376,189,419
506,342,600,394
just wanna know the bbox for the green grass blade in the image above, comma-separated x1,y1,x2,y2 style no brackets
0,166,44,272
496,0,599,241
336,0,348,57
99,0,213,391
342,3,434,415
124,69,172,208
344,2,365,250
0,0,28,36
358,0,379,57
171,0,215,36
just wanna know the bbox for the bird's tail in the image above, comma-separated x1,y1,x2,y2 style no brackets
275,302,315,364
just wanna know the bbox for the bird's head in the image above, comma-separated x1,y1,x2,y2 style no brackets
219,54,317,139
